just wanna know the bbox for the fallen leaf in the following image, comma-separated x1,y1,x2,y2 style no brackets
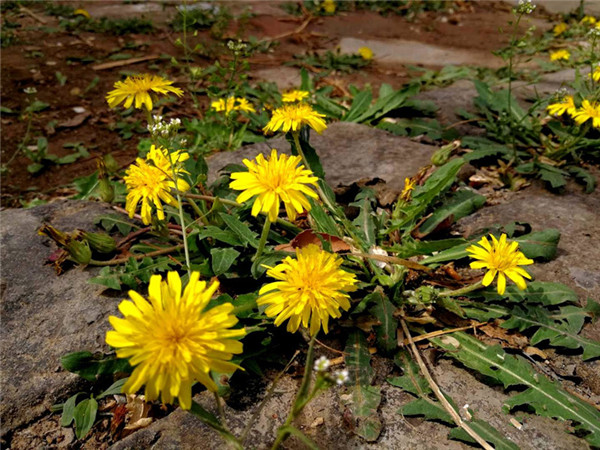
480,322,528,349
57,112,91,129
274,230,351,253
310,417,324,428
523,346,548,360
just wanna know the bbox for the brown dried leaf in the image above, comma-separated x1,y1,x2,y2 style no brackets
57,112,91,129
480,322,528,349
274,230,351,253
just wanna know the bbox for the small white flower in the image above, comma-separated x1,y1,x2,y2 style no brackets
314,356,331,372
516,0,535,14
23,87,37,94
334,369,349,385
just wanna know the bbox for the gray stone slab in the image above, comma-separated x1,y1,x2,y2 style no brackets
339,37,504,69
207,122,439,193
112,355,585,450
0,200,115,437
251,66,302,90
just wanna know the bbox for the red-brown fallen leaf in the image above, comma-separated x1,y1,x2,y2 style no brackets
274,230,351,253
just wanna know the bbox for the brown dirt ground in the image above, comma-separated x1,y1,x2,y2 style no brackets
1,1,553,207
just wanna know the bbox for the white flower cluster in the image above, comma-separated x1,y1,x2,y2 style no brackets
334,369,350,385
369,246,389,269
227,40,247,55
314,356,331,372
313,356,350,385
148,115,181,138
516,0,536,14
588,28,600,39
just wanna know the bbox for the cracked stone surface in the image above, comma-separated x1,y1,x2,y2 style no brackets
207,121,439,194
0,200,115,439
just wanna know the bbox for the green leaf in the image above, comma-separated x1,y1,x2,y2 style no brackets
471,281,577,306
197,226,242,247
514,228,560,261
73,397,98,439
219,213,259,248
392,349,518,449
97,378,128,399
290,128,326,180
417,189,486,237
60,393,82,427
388,349,431,396
354,84,419,123
431,332,600,447
94,213,138,235
27,163,45,174
401,398,454,424
369,292,398,354
537,163,568,189
344,88,372,122
450,418,520,450
308,199,340,236
89,267,122,290
567,166,596,193
343,331,382,441
61,351,131,381
351,190,377,246
390,158,465,232
314,93,346,119
211,248,240,276
502,305,600,360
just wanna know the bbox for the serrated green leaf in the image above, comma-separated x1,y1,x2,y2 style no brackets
401,397,454,424
219,213,259,248
450,418,519,450
566,166,596,193
502,305,600,360
391,158,465,232
538,163,568,189
369,292,397,354
351,190,377,246
514,229,560,261
431,332,600,447
471,281,577,306
198,226,242,246
343,331,382,441
308,199,339,236
388,349,431,396
344,88,373,122
61,351,131,382
211,248,240,276
417,189,486,237
94,214,138,235
89,267,122,290
73,397,98,439
72,172,100,200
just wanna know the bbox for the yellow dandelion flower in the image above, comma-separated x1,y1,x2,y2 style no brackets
235,97,256,113
572,99,600,128
106,74,183,111
263,103,327,135
106,271,245,410
581,15,597,25
73,8,91,19
550,49,570,61
400,177,416,201
547,95,577,117
229,149,319,223
467,234,533,295
282,90,310,103
590,65,600,82
211,97,255,115
124,158,177,225
322,0,336,14
146,145,191,192
358,46,374,60
258,244,357,335
553,22,568,36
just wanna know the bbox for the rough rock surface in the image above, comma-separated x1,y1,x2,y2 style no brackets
339,37,505,68
0,200,115,439
112,357,584,450
207,122,439,193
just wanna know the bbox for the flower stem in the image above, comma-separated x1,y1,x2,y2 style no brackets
438,280,484,297
253,218,271,261
271,333,317,450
